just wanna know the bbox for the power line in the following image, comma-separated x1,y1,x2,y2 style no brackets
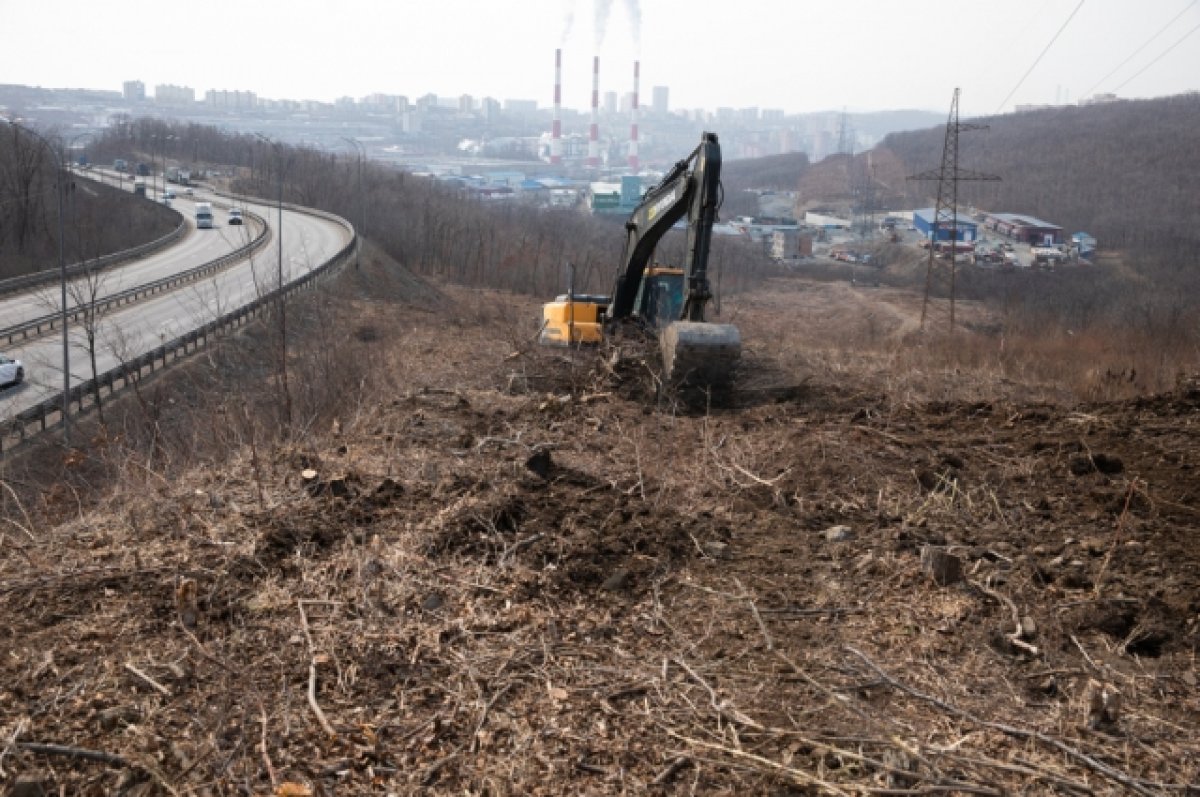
1112,18,1200,93
1084,0,1197,98
995,0,1087,114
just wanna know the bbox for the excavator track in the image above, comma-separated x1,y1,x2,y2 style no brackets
660,321,742,392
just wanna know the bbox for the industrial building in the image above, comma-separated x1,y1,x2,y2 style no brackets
982,213,1062,245
913,208,978,242
589,175,645,214
1072,232,1097,257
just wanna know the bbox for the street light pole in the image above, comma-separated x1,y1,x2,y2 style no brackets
254,132,292,426
5,121,71,445
341,137,366,269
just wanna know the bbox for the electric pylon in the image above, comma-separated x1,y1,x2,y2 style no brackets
908,88,1000,331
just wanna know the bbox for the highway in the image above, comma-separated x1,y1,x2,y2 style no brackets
0,190,262,332
0,179,352,423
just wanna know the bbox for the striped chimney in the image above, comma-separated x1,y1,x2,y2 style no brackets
551,48,563,165
628,60,640,170
587,55,600,168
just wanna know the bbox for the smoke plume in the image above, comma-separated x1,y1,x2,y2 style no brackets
593,0,614,49
559,0,577,45
623,0,641,54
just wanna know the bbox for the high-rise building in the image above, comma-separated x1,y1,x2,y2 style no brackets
122,80,145,102
652,86,669,115
205,90,257,110
155,84,195,105
481,97,500,123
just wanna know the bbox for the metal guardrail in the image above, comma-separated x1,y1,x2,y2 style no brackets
1,211,269,347
0,204,356,456
0,200,188,300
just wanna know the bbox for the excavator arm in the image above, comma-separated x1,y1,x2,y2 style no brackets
608,132,722,323
608,132,740,393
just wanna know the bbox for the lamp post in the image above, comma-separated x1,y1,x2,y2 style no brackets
156,133,176,200
254,134,286,294
4,121,71,445
340,136,366,269
254,132,292,426
67,132,97,261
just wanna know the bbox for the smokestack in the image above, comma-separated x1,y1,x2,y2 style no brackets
627,60,639,170
551,48,563,165
588,55,600,168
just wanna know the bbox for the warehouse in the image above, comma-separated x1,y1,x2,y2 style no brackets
913,208,978,242
982,213,1063,245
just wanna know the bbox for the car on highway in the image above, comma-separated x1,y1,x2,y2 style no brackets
228,208,243,225
0,354,24,388
185,187,194,197
164,188,177,199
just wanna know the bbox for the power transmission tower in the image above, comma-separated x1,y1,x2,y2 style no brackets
836,108,853,156
907,88,1000,331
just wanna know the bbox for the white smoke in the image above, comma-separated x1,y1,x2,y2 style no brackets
560,0,577,45
593,0,615,49
623,0,641,55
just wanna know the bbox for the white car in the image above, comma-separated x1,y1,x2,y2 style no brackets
228,208,244,225
0,354,24,388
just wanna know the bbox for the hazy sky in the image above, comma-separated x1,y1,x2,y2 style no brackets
3,0,1198,116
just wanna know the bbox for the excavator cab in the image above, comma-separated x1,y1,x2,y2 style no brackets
633,266,685,329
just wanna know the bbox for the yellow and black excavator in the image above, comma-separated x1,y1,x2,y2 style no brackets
540,132,741,389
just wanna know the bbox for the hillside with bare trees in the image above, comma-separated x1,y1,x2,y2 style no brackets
0,124,177,279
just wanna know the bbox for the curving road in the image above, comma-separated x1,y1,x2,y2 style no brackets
0,182,352,422
0,192,262,332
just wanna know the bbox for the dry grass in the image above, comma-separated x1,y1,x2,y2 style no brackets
1,259,1198,795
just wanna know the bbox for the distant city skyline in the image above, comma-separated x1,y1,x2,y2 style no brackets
2,0,1198,117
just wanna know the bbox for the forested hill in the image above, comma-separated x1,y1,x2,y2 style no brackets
882,94,1200,263
724,94,1200,267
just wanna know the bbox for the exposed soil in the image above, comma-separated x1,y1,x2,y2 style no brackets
1,259,1198,795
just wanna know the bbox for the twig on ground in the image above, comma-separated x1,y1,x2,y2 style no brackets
673,657,763,731
470,683,513,753
259,702,278,788
124,662,172,697
845,645,1163,797
733,577,773,651
662,728,854,796
651,755,691,785
17,741,130,767
298,600,337,737
421,749,461,786
0,718,28,778
971,580,1039,656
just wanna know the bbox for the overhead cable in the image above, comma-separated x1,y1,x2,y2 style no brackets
994,0,1087,114
1084,0,1197,97
1112,18,1200,93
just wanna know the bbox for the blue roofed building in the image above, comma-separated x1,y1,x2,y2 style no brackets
913,208,978,242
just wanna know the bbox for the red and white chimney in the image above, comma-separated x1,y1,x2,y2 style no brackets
551,48,563,165
587,55,600,168
627,60,640,170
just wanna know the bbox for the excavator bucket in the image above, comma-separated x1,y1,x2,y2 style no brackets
660,321,741,391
